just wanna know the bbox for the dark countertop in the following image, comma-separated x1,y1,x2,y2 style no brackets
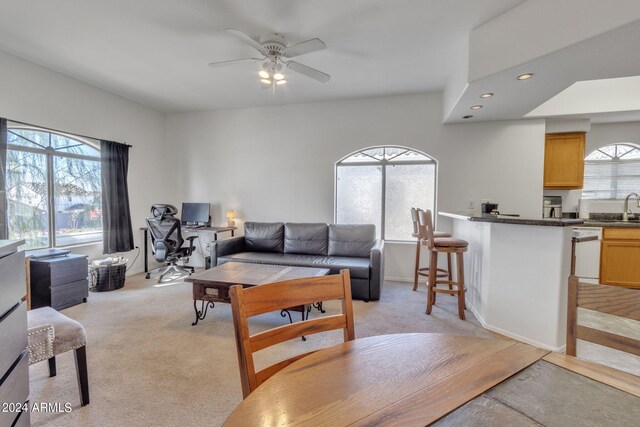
579,212,640,227
579,220,640,228
439,212,584,227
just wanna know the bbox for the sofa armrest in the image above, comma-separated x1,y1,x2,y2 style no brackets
369,239,385,300
210,236,246,268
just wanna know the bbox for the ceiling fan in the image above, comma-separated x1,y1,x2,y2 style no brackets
209,29,330,89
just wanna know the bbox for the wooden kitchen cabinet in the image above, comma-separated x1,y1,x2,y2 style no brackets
543,132,586,189
599,227,640,289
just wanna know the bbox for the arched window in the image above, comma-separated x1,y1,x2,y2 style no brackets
335,146,437,241
583,143,640,200
7,127,102,249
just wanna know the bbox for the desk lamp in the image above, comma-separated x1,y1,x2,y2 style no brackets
226,210,236,227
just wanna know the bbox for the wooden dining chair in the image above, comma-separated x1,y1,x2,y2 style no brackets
566,275,640,358
229,269,355,398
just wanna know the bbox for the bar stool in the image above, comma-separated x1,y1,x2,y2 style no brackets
411,208,452,291
419,210,468,320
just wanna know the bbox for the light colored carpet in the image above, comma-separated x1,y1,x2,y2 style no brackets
28,272,495,426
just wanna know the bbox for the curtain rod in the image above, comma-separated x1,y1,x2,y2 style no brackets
6,118,132,148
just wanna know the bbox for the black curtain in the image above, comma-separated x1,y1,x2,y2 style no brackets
0,118,8,239
101,140,134,254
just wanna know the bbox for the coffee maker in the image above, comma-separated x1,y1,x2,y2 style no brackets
542,196,562,218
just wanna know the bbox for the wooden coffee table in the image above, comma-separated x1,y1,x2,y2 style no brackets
185,262,330,326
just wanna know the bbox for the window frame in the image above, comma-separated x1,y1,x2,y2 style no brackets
583,143,640,200
7,126,102,249
334,145,438,242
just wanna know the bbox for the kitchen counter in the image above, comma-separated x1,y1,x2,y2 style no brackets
441,212,572,350
440,212,583,227
580,220,640,228
580,212,640,227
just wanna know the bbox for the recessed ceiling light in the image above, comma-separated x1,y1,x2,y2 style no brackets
470,105,483,110
517,73,534,81
462,115,474,119
480,92,494,98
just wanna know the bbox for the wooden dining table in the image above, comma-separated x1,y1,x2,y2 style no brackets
223,333,640,426
223,333,540,426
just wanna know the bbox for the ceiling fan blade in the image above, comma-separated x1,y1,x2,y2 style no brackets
283,38,326,58
208,58,261,68
286,61,331,83
225,29,268,55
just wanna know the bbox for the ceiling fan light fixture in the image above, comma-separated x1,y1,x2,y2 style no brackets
212,30,331,87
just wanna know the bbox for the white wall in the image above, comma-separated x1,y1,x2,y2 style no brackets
588,121,640,152
166,93,546,281
0,49,167,274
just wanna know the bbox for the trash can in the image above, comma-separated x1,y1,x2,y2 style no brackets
89,259,127,292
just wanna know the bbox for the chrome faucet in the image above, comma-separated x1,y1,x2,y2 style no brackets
623,192,640,221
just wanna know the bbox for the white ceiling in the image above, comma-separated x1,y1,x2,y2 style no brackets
0,0,523,113
443,4,640,124
527,76,640,123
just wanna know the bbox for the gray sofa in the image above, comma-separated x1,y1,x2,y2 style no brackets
210,222,384,301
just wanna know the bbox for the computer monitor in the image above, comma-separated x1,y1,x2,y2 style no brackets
181,202,211,226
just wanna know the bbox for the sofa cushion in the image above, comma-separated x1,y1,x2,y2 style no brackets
217,252,370,279
244,222,284,253
284,223,328,256
328,224,375,257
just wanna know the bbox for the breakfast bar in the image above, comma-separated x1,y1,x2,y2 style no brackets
440,212,583,350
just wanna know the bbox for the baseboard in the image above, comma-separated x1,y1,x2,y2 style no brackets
466,303,564,352
384,276,413,283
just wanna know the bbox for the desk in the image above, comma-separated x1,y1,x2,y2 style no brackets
140,226,236,274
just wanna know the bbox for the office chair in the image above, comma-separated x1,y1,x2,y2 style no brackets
145,204,197,283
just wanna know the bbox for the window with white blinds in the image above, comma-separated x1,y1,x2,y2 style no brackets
583,143,640,199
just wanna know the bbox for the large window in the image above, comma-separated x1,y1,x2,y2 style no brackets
7,127,102,249
583,143,640,200
335,146,437,241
